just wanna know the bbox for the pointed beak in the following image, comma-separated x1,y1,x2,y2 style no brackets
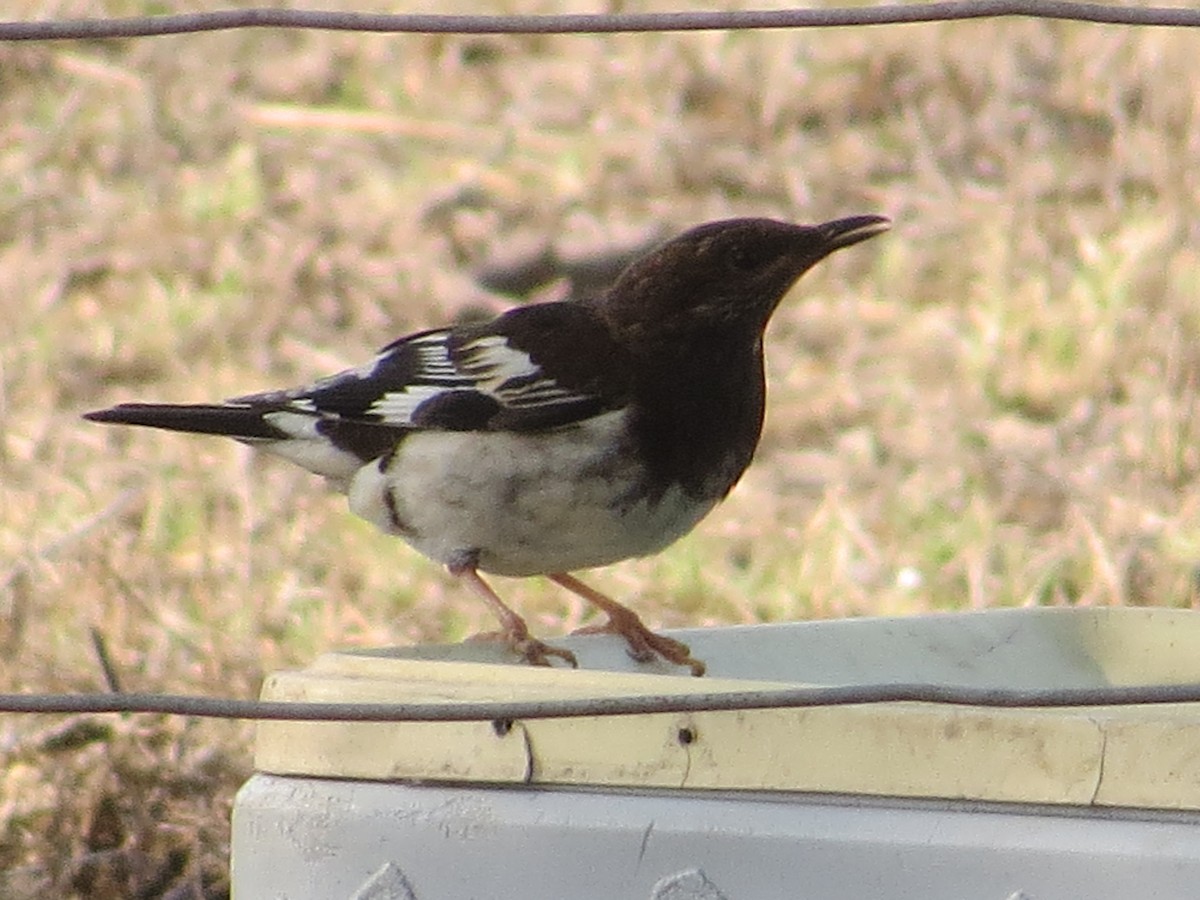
817,215,891,251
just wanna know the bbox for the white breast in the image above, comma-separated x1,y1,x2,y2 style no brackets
346,410,716,576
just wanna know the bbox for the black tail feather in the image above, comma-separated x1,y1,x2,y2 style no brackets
82,403,289,441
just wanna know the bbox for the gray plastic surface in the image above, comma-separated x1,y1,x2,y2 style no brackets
232,773,1200,899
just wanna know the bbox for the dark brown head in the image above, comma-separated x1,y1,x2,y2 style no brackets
599,215,889,344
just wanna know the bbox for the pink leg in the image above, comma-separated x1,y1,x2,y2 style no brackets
453,565,578,669
549,573,706,677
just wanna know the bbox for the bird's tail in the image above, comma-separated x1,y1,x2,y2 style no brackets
83,401,395,484
82,403,289,441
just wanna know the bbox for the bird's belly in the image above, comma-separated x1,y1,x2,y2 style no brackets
346,410,716,576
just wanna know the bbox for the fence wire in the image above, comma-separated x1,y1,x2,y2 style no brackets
0,1,1198,42
3,681,1200,723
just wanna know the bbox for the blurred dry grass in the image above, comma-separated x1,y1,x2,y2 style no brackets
3,1,1200,896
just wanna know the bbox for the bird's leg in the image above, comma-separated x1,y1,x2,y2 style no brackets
451,562,578,669
549,572,706,677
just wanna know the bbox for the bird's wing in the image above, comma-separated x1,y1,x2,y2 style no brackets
85,302,630,481
227,301,631,463
245,302,627,428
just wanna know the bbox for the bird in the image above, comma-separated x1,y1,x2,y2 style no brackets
84,214,889,677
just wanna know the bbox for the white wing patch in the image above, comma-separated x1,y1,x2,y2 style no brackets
367,384,453,423
409,335,461,381
371,332,463,384
456,335,540,386
359,332,475,424
363,333,550,425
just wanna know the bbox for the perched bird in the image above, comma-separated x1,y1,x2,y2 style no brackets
85,215,889,677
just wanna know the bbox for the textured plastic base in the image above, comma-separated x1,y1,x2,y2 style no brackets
232,774,1200,900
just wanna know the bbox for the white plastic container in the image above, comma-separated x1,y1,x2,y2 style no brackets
232,608,1200,898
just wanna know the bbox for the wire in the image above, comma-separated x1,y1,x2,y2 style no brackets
3,681,1200,723
0,2,1198,42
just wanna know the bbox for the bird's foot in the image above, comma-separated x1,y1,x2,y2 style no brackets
468,626,579,669
573,614,705,677
550,572,706,676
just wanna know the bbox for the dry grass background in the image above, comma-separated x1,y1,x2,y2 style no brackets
2,1,1200,895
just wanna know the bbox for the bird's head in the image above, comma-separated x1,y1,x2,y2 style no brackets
599,215,889,345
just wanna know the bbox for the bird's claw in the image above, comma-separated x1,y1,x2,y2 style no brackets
469,628,578,669
513,635,579,669
573,619,706,677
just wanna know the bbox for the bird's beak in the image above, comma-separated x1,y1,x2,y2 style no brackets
818,215,891,250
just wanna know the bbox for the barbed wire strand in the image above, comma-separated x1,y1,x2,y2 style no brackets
3,681,1200,723
0,1,1198,42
